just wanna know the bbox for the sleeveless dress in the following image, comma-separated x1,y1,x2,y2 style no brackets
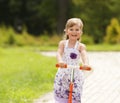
54,40,84,103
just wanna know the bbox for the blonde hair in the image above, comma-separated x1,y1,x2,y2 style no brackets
64,18,83,40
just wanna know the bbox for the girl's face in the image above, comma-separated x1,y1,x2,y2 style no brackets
66,25,82,41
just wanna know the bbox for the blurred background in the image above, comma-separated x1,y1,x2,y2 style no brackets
0,0,120,47
0,0,120,103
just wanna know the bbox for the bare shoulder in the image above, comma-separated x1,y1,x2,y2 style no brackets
59,40,65,45
78,42,86,52
58,40,66,48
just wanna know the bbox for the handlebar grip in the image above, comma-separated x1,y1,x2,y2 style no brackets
56,64,91,71
56,64,67,68
80,66,91,71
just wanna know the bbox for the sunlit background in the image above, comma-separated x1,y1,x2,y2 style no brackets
0,0,120,103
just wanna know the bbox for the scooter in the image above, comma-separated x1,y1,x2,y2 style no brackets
56,64,91,103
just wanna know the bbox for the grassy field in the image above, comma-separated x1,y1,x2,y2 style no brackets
87,44,120,51
0,47,57,103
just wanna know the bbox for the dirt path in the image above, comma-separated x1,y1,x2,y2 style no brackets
34,52,120,103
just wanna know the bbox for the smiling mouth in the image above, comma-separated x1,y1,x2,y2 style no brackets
72,34,77,37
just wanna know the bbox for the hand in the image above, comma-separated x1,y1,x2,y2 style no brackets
80,65,92,71
56,62,67,68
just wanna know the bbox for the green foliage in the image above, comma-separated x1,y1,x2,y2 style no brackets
104,18,120,44
0,47,56,103
73,0,120,43
38,32,62,46
0,26,6,45
0,26,30,46
0,26,16,45
49,34,62,46
0,25,64,47
7,27,16,45
81,34,94,44
1,0,120,43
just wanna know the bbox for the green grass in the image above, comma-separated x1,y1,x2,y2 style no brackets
0,47,57,103
87,44,120,51
35,44,120,51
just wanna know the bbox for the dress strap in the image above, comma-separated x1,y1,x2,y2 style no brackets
65,40,79,49
74,41,79,49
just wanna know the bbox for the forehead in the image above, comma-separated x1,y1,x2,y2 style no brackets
68,24,80,28
67,22,80,28
66,20,83,30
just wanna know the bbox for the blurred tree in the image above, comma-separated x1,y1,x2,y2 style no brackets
0,0,120,43
25,0,58,35
104,18,120,44
57,0,69,34
0,0,58,35
72,0,120,43
0,0,10,24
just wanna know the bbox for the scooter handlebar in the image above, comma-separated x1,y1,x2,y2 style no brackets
56,64,91,71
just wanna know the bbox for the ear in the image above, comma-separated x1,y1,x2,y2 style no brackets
64,29,68,35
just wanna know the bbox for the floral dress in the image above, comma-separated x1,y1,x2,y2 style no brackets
54,40,84,103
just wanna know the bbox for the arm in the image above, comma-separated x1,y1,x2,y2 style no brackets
56,40,65,67
79,43,89,66
79,43,93,76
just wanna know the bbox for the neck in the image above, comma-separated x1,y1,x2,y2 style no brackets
68,39,77,48
69,39,77,43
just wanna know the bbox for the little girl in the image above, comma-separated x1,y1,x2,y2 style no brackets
54,18,89,103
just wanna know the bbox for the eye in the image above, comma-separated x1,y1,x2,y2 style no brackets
76,29,79,31
70,28,73,31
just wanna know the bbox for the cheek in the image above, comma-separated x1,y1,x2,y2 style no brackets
77,35,80,38
65,30,70,35
66,31,71,36
77,33,82,38
78,31,82,36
